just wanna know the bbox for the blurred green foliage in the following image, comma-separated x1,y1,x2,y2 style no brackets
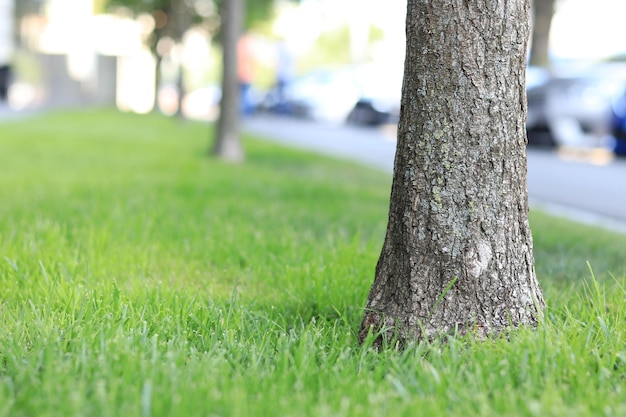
298,24,385,73
103,0,277,34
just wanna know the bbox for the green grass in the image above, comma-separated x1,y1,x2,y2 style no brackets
1,109,625,417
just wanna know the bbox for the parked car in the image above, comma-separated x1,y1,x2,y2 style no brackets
346,64,402,126
526,66,554,146
610,86,626,156
348,65,548,129
347,64,550,129
546,63,626,148
260,67,362,124
525,60,626,149
260,63,402,126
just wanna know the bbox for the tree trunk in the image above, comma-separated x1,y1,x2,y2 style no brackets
173,0,191,119
151,4,173,115
528,0,555,68
212,0,245,163
359,0,545,347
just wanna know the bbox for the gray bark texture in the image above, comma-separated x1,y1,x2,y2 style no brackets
528,0,555,68
212,0,245,163
359,0,545,347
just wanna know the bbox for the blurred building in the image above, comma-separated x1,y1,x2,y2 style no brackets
11,0,155,112
0,0,14,102
0,0,13,63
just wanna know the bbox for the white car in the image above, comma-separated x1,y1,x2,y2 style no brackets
529,62,626,148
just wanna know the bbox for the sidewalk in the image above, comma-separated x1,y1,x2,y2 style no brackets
0,103,20,120
0,103,38,122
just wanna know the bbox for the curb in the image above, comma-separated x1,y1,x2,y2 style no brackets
530,198,626,234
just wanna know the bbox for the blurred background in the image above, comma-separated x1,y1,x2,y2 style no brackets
1,0,626,156
0,0,405,121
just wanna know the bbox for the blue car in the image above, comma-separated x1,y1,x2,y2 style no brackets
611,88,626,156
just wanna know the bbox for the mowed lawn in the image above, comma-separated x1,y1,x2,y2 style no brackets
1,110,625,417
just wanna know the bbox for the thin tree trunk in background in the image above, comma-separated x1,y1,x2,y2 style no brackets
359,0,545,348
529,0,555,68
173,0,191,118
212,0,244,162
152,3,173,114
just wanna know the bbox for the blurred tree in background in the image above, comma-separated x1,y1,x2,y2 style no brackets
296,24,385,71
103,0,275,102
529,0,556,68
211,0,244,162
103,0,275,162
104,0,206,114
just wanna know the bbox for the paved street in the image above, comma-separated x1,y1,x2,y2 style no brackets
244,115,397,172
0,103,14,118
0,104,36,121
244,114,626,233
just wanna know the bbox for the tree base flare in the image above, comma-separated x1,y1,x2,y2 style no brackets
358,309,541,350
212,134,244,163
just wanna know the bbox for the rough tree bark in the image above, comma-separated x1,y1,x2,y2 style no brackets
528,0,555,68
212,0,245,162
359,0,545,347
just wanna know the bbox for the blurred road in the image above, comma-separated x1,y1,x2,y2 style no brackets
244,114,626,232
244,115,397,172
0,104,14,118
0,104,35,121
